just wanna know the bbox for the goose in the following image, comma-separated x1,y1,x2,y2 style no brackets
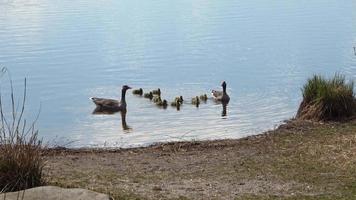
212,81,230,104
90,85,131,112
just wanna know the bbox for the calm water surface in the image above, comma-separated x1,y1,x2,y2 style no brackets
0,0,355,147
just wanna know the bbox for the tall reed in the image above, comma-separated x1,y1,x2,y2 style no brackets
0,68,44,192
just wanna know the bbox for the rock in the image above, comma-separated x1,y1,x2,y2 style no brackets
0,186,111,200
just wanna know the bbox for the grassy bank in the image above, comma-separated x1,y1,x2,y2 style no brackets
297,74,355,121
44,118,356,200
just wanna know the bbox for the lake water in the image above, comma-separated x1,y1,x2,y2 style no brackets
0,0,355,147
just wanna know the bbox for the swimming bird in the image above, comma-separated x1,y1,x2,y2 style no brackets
171,99,180,107
144,92,153,99
212,81,230,104
132,88,143,95
171,99,181,110
90,85,131,113
174,96,184,104
152,95,162,103
199,94,208,102
171,98,181,107
152,88,161,96
156,99,168,108
191,96,200,107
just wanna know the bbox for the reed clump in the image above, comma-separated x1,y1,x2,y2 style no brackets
296,74,355,121
0,68,44,192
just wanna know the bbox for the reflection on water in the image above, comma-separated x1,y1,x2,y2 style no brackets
92,108,132,132
222,103,228,118
120,111,132,132
92,107,117,115
0,0,354,147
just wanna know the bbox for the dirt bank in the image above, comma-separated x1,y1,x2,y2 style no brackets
44,119,356,200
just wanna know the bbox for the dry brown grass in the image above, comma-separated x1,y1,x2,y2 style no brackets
0,68,44,192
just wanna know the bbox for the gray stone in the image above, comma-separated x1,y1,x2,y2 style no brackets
0,186,112,200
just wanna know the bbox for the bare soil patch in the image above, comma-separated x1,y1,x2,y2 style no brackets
44,119,356,200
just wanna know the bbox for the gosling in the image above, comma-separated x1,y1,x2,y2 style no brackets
132,88,143,95
156,99,168,108
191,96,200,107
171,98,182,110
144,92,153,99
175,96,184,104
152,96,162,103
199,94,208,102
152,88,161,96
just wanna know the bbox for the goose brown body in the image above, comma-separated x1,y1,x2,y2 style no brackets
212,81,230,104
91,85,131,112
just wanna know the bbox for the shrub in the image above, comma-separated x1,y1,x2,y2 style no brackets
0,68,44,192
297,74,355,121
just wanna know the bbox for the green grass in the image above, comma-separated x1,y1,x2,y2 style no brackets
297,74,355,121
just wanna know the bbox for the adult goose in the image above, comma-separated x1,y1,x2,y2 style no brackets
212,81,230,104
91,85,131,113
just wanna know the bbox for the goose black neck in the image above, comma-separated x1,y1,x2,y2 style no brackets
121,89,127,102
222,85,227,93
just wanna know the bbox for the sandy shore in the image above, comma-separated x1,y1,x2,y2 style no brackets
44,119,356,200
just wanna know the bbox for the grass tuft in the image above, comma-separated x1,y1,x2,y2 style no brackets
297,73,355,121
0,68,44,192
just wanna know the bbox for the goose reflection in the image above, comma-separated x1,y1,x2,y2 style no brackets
92,108,132,131
120,110,131,131
222,102,228,117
